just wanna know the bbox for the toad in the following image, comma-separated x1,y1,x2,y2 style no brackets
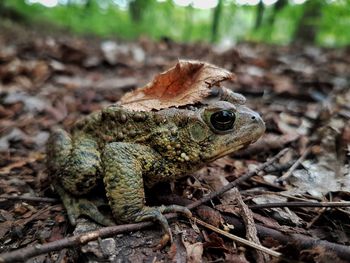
46,86,265,246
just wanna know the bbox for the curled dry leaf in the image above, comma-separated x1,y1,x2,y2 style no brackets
183,241,204,263
119,60,235,111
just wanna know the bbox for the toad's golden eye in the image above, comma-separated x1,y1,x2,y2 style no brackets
210,110,235,131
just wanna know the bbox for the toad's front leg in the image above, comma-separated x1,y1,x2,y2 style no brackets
102,142,191,248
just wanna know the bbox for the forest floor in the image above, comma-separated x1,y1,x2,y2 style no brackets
0,26,349,263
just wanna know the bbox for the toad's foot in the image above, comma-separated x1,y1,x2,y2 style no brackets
134,205,192,250
54,183,114,226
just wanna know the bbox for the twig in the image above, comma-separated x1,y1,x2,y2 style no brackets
223,214,350,261
0,220,155,263
263,161,293,174
337,208,350,216
248,201,350,209
0,195,58,203
190,216,282,258
278,146,311,182
187,148,289,210
232,188,269,263
306,207,326,229
249,176,286,191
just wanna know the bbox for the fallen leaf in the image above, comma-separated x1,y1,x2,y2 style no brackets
267,74,296,94
252,195,304,226
196,166,237,205
183,241,203,263
119,60,235,111
196,206,223,228
4,92,49,113
168,235,187,262
0,153,44,174
0,221,12,239
203,233,228,251
224,253,249,263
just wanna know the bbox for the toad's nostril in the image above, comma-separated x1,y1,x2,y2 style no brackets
251,116,256,120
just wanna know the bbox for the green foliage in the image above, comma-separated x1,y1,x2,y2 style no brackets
318,0,350,46
2,0,350,47
248,3,304,44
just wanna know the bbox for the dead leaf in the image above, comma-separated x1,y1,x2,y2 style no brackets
0,221,12,239
224,252,249,263
119,60,235,111
168,235,187,263
0,153,44,174
267,74,296,94
4,92,49,113
252,195,304,226
183,241,203,263
197,166,237,205
203,233,228,251
196,206,223,228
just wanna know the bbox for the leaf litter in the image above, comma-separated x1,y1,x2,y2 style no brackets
0,30,349,262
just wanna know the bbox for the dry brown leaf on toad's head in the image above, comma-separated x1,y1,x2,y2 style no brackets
119,60,235,111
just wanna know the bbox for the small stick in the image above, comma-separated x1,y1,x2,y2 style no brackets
223,214,350,261
248,201,350,209
187,148,289,210
337,208,350,216
0,220,155,263
232,188,269,262
0,195,58,203
190,216,282,258
306,207,326,229
278,146,311,182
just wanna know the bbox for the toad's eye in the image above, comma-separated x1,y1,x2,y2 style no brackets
210,110,235,131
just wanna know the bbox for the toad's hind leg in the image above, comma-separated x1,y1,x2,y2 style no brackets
47,129,101,195
47,129,112,226
54,183,114,226
102,142,192,248
47,128,73,174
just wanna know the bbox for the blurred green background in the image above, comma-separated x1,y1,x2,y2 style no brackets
1,0,350,47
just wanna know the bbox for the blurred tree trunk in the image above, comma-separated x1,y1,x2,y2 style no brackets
129,0,151,22
85,0,93,9
255,0,287,30
267,0,288,26
183,5,193,42
211,0,223,43
293,0,323,44
255,1,264,30
254,0,288,30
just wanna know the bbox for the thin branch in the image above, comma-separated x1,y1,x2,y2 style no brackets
223,214,350,261
0,195,58,203
190,216,282,258
306,207,326,229
249,201,350,209
278,146,311,182
232,187,269,262
0,220,155,263
187,148,290,210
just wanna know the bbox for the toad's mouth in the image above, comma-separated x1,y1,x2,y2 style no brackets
206,127,264,163
207,144,245,162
